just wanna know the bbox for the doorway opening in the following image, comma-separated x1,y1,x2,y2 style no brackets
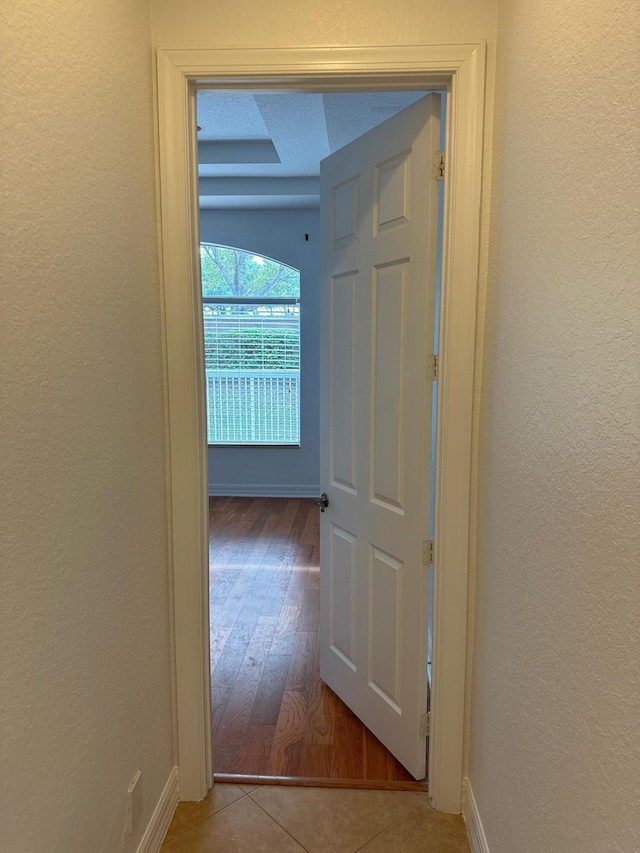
196,89,444,789
155,43,484,812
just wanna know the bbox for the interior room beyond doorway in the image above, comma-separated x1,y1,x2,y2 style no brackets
198,88,440,789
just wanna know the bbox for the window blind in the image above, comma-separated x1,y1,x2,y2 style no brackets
203,301,301,445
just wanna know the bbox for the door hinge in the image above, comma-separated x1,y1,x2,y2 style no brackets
426,353,438,382
432,151,445,181
419,711,431,737
422,540,434,565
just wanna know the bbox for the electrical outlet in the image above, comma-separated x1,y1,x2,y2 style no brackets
126,771,143,835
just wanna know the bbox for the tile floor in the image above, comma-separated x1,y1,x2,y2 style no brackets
161,783,470,852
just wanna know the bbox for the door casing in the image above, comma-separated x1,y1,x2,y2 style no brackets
154,43,486,814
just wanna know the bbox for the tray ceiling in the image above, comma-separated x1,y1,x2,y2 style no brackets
196,91,431,209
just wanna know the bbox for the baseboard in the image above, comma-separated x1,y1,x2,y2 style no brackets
136,767,179,853
209,483,320,498
462,778,490,853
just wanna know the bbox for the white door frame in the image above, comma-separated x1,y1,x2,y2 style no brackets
155,43,485,814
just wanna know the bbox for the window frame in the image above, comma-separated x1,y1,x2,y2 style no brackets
200,247,302,448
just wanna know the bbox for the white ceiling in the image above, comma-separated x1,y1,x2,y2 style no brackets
196,91,431,209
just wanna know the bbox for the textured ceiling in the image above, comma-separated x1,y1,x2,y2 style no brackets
196,90,430,208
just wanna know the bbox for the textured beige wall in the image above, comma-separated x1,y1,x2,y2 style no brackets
152,0,495,50
470,1,640,850
0,1,173,851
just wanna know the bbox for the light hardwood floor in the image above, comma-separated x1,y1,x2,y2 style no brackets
209,496,424,785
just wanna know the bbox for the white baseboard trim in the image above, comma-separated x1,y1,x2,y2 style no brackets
462,778,490,853
209,483,320,498
136,767,179,853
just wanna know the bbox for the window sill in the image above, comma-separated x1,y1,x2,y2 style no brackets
208,443,301,449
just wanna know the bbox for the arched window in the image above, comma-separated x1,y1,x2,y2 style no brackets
201,244,301,445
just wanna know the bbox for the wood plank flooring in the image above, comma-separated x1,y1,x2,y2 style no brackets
209,496,421,784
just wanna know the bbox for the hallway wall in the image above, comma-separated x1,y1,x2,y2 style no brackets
470,1,640,850
1,1,173,851
152,0,496,54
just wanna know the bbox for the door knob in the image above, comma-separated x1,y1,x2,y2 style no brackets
313,492,329,512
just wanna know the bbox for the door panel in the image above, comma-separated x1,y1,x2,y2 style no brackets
329,523,357,669
319,94,441,779
374,150,411,233
369,546,402,711
330,274,357,493
331,176,360,248
371,262,407,511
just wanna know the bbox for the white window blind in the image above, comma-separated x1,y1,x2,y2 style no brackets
203,300,301,445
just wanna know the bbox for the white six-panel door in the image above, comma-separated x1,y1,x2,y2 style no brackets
319,94,441,780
